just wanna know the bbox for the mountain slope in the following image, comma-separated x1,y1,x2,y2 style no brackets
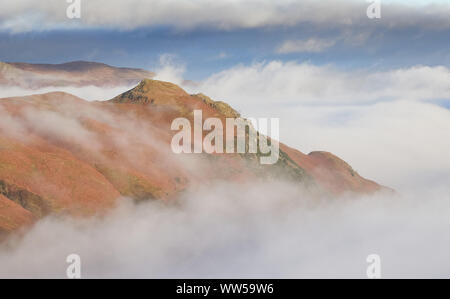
0,79,389,235
0,194,34,239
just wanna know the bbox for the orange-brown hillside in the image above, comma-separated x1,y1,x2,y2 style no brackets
0,79,389,235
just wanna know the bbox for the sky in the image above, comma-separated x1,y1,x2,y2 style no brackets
0,0,450,79
1,0,450,278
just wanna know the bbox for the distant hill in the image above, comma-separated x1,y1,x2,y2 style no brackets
0,61,155,89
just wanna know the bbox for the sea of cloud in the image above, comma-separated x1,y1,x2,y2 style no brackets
0,57,449,278
0,182,449,278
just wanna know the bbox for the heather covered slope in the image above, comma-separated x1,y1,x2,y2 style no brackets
0,194,34,238
0,61,155,89
0,79,387,234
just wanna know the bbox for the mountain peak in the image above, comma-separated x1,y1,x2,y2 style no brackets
110,79,189,104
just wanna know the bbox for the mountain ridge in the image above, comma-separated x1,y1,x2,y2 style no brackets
0,61,155,89
0,78,391,237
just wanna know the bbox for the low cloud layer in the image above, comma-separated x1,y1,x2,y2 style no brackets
0,182,449,278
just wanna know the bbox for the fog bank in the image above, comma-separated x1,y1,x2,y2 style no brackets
0,182,449,278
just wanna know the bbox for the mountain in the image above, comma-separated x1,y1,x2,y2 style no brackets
0,61,155,89
0,79,389,236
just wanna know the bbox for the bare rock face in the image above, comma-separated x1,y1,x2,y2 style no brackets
0,79,389,235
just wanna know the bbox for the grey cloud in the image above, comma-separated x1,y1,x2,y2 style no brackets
1,0,450,33
276,38,337,54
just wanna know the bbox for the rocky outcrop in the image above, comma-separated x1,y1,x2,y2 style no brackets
0,180,50,218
